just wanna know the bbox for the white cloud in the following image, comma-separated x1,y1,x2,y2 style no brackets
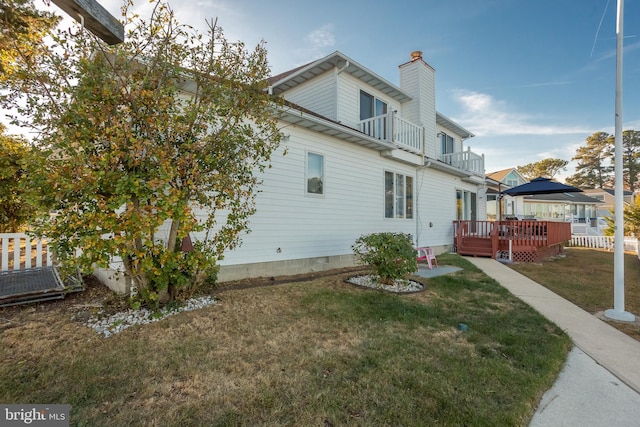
305,24,335,49
452,90,591,137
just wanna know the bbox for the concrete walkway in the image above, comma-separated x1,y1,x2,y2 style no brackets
464,257,640,425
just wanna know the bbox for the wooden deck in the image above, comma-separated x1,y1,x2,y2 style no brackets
453,220,572,262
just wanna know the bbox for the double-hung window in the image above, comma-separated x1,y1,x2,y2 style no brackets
306,152,324,195
385,171,413,219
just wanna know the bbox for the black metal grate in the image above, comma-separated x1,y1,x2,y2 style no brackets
0,267,66,307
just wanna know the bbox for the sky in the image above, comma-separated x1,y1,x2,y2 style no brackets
19,0,640,181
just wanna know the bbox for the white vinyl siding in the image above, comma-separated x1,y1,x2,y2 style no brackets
399,59,436,158
206,126,416,266
414,169,482,248
281,69,336,120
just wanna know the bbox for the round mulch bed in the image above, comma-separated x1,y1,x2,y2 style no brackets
346,275,424,293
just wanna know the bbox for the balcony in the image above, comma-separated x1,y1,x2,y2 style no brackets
440,147,484,177
358,113,485,177
358,112,423,154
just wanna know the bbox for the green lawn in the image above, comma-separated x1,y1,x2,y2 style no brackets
0,254,571,426
510,247,640,341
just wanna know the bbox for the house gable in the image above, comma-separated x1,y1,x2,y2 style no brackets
487,168,527,187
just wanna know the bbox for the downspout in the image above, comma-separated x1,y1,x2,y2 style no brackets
415,158,432,249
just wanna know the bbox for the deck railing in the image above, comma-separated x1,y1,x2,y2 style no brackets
453,220,572,257
359,111,423,154
0,233,52,272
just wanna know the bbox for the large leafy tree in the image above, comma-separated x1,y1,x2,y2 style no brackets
517,158,568,180
0,0,59,83
1,1,282,308
566,132,613,188
0,123,39,232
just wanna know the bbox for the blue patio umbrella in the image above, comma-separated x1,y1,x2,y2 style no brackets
502,177,582,196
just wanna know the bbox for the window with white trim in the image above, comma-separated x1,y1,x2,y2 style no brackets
385,171,413,219
306,152,324,195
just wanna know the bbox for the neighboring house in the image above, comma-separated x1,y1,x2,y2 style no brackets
582,188,635,218
521,193,603,223
486,168,528,219
207,50,486,282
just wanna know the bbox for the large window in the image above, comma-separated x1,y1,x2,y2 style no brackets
385,171,413,219
306,152,324,195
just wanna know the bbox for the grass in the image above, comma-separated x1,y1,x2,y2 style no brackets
510,247,640,341
0,254,571,426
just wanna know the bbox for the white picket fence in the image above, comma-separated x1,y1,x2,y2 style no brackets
569,235,639,256
0,233,52,272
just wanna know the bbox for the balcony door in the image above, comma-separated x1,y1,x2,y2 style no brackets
441,133,454,158
360,90,387,140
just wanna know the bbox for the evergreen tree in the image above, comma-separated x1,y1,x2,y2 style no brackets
566,132,613,188
517,158,568,180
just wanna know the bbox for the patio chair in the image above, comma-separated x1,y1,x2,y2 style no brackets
416,247,438,270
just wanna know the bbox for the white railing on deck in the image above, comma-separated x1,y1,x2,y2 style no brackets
0,233,52,272
359,114,388,141
358,112,423,154
440,147,485,176
392,114,422,153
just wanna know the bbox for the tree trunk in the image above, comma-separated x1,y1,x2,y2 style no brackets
166,217,181,301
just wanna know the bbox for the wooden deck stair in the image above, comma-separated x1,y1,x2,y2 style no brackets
457,236,493,257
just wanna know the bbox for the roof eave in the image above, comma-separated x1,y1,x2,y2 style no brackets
436,112,475,139
277,104,397,152
270,51,412,103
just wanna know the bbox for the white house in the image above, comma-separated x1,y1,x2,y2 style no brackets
486,168,527,219
208,50,487,282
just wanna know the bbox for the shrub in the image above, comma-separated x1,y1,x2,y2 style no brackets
352,232,417,284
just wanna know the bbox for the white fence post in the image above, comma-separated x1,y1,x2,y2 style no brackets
570,235,638,252
0,233,50,272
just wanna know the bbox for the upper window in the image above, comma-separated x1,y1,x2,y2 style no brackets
360,91,388,140
441,133,454,155
360,90,387,120
385,171,413,219
306,152,324,195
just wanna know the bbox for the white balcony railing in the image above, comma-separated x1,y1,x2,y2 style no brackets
359,112,423,154
440,147,485,176
358,113,484,176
